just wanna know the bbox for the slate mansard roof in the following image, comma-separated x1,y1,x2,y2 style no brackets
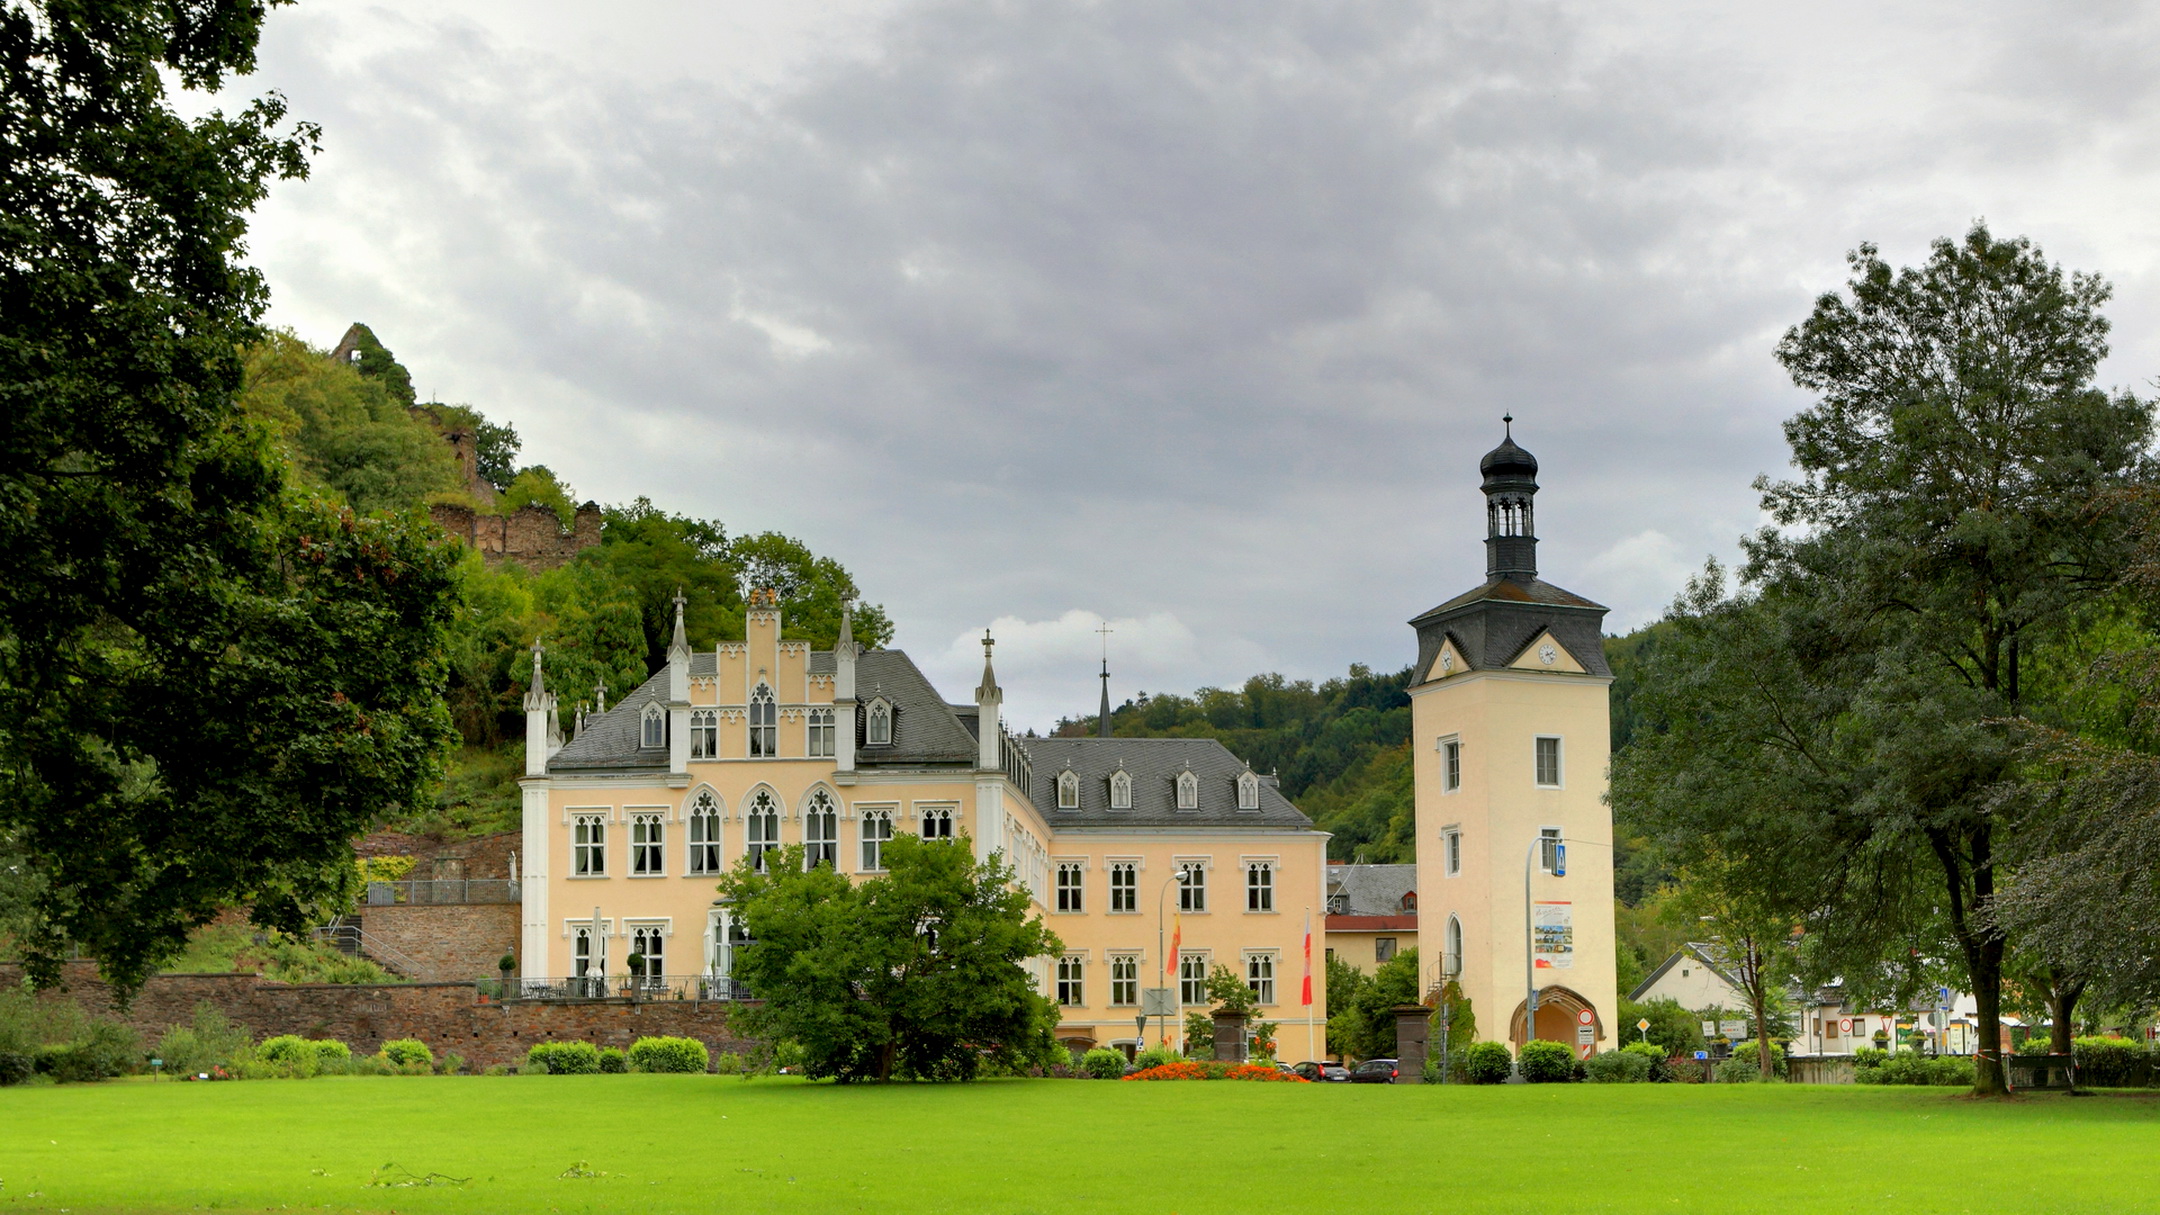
1325,862,1418,918
1022,737,1313,831
1409,575,1612,683
547,647,978,773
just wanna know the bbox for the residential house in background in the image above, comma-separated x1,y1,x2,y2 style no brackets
1324,863,1418,973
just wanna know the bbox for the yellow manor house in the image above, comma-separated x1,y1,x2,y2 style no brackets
516,593,1331,1058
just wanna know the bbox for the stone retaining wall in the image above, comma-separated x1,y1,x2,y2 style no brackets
357,903,520,982
9,963,753,1070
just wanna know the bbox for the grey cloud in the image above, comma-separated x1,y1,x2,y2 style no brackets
244,0,2160,727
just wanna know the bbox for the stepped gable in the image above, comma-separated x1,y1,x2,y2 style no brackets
1023,736,1312,830
544,647,977,772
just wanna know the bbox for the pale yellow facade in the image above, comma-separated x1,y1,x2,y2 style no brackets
519,599,1327,1059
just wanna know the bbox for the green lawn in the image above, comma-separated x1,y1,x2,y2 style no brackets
1,1077,2153,1214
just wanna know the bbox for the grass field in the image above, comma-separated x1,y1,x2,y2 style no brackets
2,1077,2155,1214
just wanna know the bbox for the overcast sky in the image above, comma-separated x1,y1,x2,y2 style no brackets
240,0,2160,730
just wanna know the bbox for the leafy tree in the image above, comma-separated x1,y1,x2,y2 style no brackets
1617,226,2154,1094
0,1,463,993
1326,946,1421,1060
1616,995,1703,1057
238,330,455,513
715,835,1061,1082
333,322,415,407
500,465,579,528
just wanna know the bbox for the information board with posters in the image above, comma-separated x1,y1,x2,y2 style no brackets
1531,901,1573,970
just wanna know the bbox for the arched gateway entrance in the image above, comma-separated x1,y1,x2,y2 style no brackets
1507,986,1603,1055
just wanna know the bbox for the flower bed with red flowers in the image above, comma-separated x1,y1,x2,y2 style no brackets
1122,1061,1308,1082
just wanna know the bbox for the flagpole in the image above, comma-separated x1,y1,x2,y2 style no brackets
1304,906,1316,1065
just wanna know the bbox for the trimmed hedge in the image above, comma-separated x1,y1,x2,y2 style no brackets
598,1046,628,1074
380,1039,434,1068
628,1036,710,1074
527,1040,601,1075
2072,1037,2151,1088
1080,1048,1127,1079
1519,1040,1575,1083
1463,1041,1514,1085
1854,1048,1973,1086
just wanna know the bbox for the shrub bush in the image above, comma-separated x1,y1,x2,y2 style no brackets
527,1040,601,1075
1463,1041,1514,1085
312,1039,352,1072
1853,1048,1971,1086
1925,1055,1976,1087
439,1050,466,1076
1133,1045,1180,1071
1713,1057,1765,1083
629,1036,710,1074
1081,1048,1127,1080
0,1050,32,1087
1618,1041,1671,1082
2072,1037,2150,1088
256,1035,319,1078
1584,1049,1652,1083
380,1039,434,1068
1728,1040,1786,1079
35,1021,141,1083
598,1046,628,1074
1518,1040,1575,1083
157,1004,253,1076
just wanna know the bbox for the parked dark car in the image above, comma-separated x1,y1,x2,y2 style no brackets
1349,1057,1399,1084
1292,1061,1351,1083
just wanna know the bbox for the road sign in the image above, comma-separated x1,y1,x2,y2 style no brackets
1576,1025,1595,1044
1701,1020,1716,1037
1554,844,1566,877
1718,1019,1748,1039
1636,1018,1650,1032
1693,1051,1708,1061
1140,988,1175,1016
1839,1018,1852,1034
1577,1009,1595,1026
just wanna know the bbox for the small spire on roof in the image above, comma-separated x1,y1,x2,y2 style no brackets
976,628,999,699
593,681,607,714
669,587,689,656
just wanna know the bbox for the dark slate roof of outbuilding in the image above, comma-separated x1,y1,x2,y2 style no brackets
1325,863,1417,917
1023,737,1313,830
546,647,976,772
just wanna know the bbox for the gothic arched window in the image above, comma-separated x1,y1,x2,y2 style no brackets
640,702,665,749
1237,770,1260,811
803,789,838,869
750,684,777,757
1108,768,1132,810
1057,769,1079,809
1175,769,1198,810
865,698,892,746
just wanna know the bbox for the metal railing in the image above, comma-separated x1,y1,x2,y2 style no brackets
365,879,520,906
312,919,430,979
481,973,754,1003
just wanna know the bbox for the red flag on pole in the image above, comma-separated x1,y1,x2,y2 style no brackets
1301,910,1314,1006
1169,914,1182,977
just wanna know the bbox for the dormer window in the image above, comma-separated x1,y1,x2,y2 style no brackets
1108,767,1132,810
865,698,892,746
1236,770,1260,810
1057,769,1079,809
749,683,777,757
1401,891,1418,913
640,703,665,748
1175,769,1198,810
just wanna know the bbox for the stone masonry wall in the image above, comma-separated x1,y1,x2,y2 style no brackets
428,502,601,572
355,903,520,983
9,963,754,1070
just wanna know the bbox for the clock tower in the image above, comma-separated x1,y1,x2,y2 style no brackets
1409,420,1618,1060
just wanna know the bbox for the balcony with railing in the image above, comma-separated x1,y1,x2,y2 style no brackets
474,973,754,1003
364,879,520,906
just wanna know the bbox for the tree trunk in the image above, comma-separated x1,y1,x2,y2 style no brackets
1969,938,2006,1094
2047,973,2086,1055
1928,824,2008,1096
1745,937,1774,1081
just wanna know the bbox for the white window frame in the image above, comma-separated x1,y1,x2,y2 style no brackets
1443,825,1462,877
1445,914,1464,978
919,804,955,840
1440,735,1462,793
1054,861,1085,913
1177,859,1207,914
865,697,893,746
1539,825,1563,874
690,709,718,759
750,684,778,757
1244,861,1274,913
572,813,606,877
1244,950,1277,1006
1109,768,1132,810
640,703,665,749
1057,769,1080,809
807,707,835,758
859,808,893,872
626,921,668,978
745,789,781,872
629,811,665,876
803,789,839,869
1056,954,1085,1008
1108,860,1139,913
1178,952,1210,1007
687,792,723,876
1175,770,1198,810
572,922,608,977
1535,734,1563,788
1109,953,1140,1007
1236,770,1260,810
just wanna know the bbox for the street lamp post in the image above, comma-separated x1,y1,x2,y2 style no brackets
1156,868,1191,1048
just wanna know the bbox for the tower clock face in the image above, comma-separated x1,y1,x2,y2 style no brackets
1440,652,1454,674
1538,643,1557,666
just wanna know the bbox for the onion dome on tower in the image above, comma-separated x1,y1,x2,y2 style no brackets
1481,415,1539,580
